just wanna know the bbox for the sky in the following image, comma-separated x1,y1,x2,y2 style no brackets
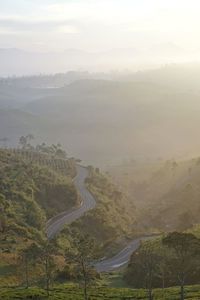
0,0,200,56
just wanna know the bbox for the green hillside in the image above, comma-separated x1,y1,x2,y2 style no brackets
0,149,78,285
124,230,200,295
61,168,137,255
0,149,137,287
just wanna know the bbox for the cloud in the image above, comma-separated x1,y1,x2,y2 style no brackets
0,28,23,35
1,0,200,54
56,25,79,34
0,15,80,34
45,1,140,24
45,2,92,20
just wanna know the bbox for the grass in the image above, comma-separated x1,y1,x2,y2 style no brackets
100,272,131,288
1,284,200,299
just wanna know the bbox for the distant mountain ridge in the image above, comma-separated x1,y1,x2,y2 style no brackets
1,65,200,165
0,45,193,76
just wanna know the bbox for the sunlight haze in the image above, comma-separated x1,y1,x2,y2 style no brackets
2,2,200,299
0,0,200,70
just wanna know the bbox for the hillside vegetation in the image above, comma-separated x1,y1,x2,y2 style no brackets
63,168,137,253
109,156,200,232
124,231,200,298
0,148,137,288
0,149,78,285
2,284,200,299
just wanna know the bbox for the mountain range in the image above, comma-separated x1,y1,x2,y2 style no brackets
0,44,195,76
1,65,200,165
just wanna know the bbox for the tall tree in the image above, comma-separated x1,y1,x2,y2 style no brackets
162,232,200,300
20,243,41,288
41,241,57,296
66,233,97,300
125,241,163,300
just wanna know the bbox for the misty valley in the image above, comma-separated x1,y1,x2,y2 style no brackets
1,66,200,299
2,1,200,298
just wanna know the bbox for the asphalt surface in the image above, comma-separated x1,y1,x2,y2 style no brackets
46,165,96,239
94,236,155,272
46,164,156,272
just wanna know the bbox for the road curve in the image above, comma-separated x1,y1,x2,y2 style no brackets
46,165,96,239
46,164,156,272
94,236,155,272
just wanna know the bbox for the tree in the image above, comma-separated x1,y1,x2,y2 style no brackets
136,243,158,300
0,194,9,233
155,246,170,299
55,148,66,159
19,136,27,149
125,239,167,300
35,142,67,158
19,134,34,150
66,233,98,300
162,232,200,300
20,243,41,288
0,207,6,233
41,241,57,296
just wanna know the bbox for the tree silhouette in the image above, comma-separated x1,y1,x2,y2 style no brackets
162,232,200,300
66,233,98,300
20,242,41,288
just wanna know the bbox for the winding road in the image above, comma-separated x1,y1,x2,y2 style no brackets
46,165,96,239
94,236,155,272
46,164,155,272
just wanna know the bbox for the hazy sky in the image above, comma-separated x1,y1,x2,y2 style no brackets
0,0,200,55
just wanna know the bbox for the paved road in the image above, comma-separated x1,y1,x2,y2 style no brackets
46,165,96,239
94,236,155,272
46,164,156,272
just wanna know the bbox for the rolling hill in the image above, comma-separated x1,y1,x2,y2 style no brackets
1,66,200,165
109,156,200,232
